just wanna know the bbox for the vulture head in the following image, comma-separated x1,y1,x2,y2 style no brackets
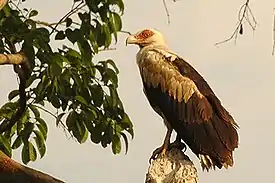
126,28,167,47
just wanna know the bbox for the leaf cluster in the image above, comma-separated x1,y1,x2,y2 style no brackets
0,0,133,164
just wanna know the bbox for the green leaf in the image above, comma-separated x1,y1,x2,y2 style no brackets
0,102,18,120
22,142,30,164
101,131,111,148
33,130,46,158
8,90,19,101
17,109,30,134
86,0,98,12
77,40,92,63
12,136,23,149
88,31,99,53
98,6,108,22
55,31,66,40
29,104,40,118
49,94,61,108
103,24,112,47
108,87,118,107
0,135,11,157
90,126,102,144
121,132,129,154
106,59,119,74
29,10,38,17
25,19,36,30
25,74,38,88
111,135,121,154
29,142,37,161
36,117,48,140
121,113,134,139
66,17,73,27
106,68,118,87
72,120,88,144
66,111,77,131
21,122,34,142
75,96,87,105
50,61,62,77
71,70,82,87
22,142,37,164
66,29,82,44
56,112,66,126
109,0,124,13
108,12,122,42
90,84,104,107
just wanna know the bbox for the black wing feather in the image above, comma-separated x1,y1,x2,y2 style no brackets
142,56,238,169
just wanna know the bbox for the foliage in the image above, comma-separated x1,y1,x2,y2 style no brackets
0,0,133,164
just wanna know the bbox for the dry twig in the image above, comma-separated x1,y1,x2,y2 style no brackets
272,9,275,55
215,0,257,46
162,0,179,24
162,0,171,24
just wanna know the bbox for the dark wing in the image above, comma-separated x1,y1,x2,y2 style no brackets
140,50,238,170
173,58,239,128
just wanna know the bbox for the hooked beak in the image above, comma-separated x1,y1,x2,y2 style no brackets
126,35,138,46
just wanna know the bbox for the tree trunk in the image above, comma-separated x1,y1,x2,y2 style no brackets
0,151,65,183
145,148,198,183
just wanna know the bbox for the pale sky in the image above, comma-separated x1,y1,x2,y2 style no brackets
1,0,275,182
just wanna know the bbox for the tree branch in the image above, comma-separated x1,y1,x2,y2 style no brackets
0,43,30,134
162,0,171,24
49,1,86,35
0,150,65,183
0,53,28,65
272,9,275,55
0,0,8,11
215,0,257,46
145,148,198,183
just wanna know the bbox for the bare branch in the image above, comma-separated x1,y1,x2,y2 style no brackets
34,20,81,30
215,0,257,46
119,30,132,35
98,47,116,52
0,0,7,11
33,104,74,139
49,1,86,35
162,0,171,24
0,150,65,183
0,53,27,65
161,0,180,24
0,42,30,134
272,9,275,55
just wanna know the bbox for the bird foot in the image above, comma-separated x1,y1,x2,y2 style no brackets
149,145,167,163
168,140,186,152
149,141,186,163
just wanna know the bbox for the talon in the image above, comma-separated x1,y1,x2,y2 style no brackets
149,145,168,163
168,140,186,152
160,147,167,156
149,125,173,164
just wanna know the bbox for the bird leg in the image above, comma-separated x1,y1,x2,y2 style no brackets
168,134,186,152
149,126,173,162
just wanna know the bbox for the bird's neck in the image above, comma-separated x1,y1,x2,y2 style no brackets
140,43,168,51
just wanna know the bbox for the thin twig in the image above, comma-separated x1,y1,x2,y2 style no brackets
162,0,170,24
98,47,116,52
215,0,257,46
272,9,275,55
33,104,74,139
49,1,85,35
119,30,132,35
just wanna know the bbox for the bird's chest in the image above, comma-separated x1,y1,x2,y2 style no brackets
136,49,163,68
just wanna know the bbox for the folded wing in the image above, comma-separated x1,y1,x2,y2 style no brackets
139,49,239,170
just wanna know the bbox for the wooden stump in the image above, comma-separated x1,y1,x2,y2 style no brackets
145,148,198,183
